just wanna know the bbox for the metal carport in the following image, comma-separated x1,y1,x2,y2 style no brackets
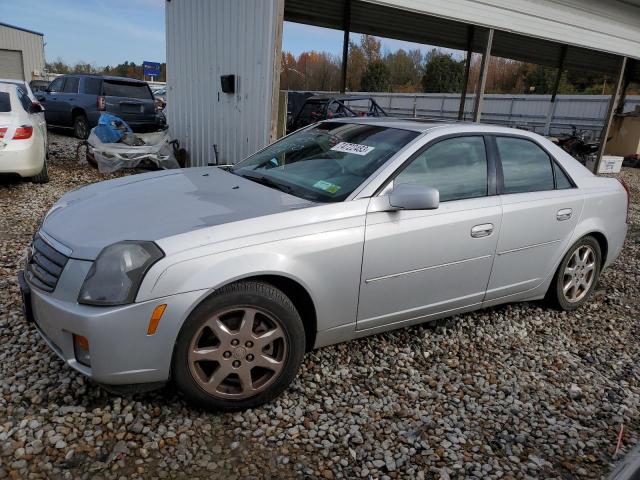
165,0,640,169
284,0,640,171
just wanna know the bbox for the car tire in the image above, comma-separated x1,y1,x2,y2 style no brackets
31,159,49,184
73,114,90,139
547,236,602,311
172,281,306,411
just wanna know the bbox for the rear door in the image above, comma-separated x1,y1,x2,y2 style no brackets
485,135,583,302
102,80,155,125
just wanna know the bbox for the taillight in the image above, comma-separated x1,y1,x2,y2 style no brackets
13,125,33,140
0,127,6,139
618,178,631,224
97,96,106,111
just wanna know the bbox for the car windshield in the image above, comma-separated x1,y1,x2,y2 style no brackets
231,122,420,202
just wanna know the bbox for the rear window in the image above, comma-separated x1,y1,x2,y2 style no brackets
0,92,10,112
103,81,152,99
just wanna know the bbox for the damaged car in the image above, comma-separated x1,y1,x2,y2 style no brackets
20,118,629,410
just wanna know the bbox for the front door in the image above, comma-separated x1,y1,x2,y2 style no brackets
485,135,584,301
40,77,66,126
357,135,501,332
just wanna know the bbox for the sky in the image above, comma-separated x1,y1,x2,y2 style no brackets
0,0,166,66
0,0,457,67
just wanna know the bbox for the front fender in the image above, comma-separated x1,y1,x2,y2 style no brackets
138,225,366,333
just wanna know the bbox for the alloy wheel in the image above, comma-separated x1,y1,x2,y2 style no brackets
562,245,596,303
187,307,288,400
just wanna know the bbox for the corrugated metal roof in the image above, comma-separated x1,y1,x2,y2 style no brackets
284,0,640,77
0,22,43,37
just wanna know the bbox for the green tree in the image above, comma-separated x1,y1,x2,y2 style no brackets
519,64,557,94
361,60,390,92
73,61,98,74
360,35,382,63
421,53,464,93
386,49,422,90
45,57,70,74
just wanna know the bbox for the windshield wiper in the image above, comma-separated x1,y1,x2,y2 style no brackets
237,173,293,194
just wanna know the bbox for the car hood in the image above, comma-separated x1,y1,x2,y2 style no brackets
41,167,313,260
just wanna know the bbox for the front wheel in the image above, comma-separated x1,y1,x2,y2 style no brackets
172,281,306,411
547,236,601,310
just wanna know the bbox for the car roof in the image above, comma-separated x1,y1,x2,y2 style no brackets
326,116,540,135
0,83,19,93
0,78,26,86
58,73,147,84
0,79,35,100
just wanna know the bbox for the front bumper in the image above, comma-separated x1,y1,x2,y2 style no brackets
19,262,207,385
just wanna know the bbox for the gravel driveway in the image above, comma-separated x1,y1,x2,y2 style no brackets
1,132,639,479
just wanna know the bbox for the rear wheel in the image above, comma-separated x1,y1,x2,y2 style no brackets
172,281,306,411
73,114,90,139
31,159,49,184
547,236,601,310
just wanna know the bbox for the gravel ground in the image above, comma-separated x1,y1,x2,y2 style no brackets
1,131,639,479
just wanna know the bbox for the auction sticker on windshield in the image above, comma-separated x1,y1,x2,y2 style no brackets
313,180,341,194
330,142,375,156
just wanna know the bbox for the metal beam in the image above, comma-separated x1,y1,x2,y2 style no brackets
458,25,474,121
340,0,352,94
593,56,627,174
543,44,567,135
473,28,493,123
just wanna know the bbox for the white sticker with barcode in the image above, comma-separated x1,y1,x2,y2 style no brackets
330,142,375,156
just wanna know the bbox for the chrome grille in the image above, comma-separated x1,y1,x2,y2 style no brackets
26,235,69,293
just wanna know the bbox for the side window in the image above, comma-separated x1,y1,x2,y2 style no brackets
553,162,574,189
395,136,488,202
16,87,32,112
49,77,65,93
84,77,102,95
63,77,79,93
496,137,554,194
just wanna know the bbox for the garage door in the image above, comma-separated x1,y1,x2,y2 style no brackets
0,49,24,80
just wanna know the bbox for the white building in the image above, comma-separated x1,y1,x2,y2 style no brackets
0,22,45,81
166,0,640,168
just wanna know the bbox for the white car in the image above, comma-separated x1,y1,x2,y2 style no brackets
0,78,47,149
0,83,49,183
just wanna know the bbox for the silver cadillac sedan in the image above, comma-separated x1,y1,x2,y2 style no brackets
19,119,629,410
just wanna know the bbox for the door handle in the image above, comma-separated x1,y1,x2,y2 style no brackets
471,223,494,238
557,208,572,221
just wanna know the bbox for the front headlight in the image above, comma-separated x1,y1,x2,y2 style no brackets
78,241,164,306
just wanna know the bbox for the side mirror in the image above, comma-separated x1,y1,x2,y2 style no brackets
29,102,44,114
389,183,439,210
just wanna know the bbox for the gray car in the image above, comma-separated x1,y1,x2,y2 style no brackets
19,119,629,410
